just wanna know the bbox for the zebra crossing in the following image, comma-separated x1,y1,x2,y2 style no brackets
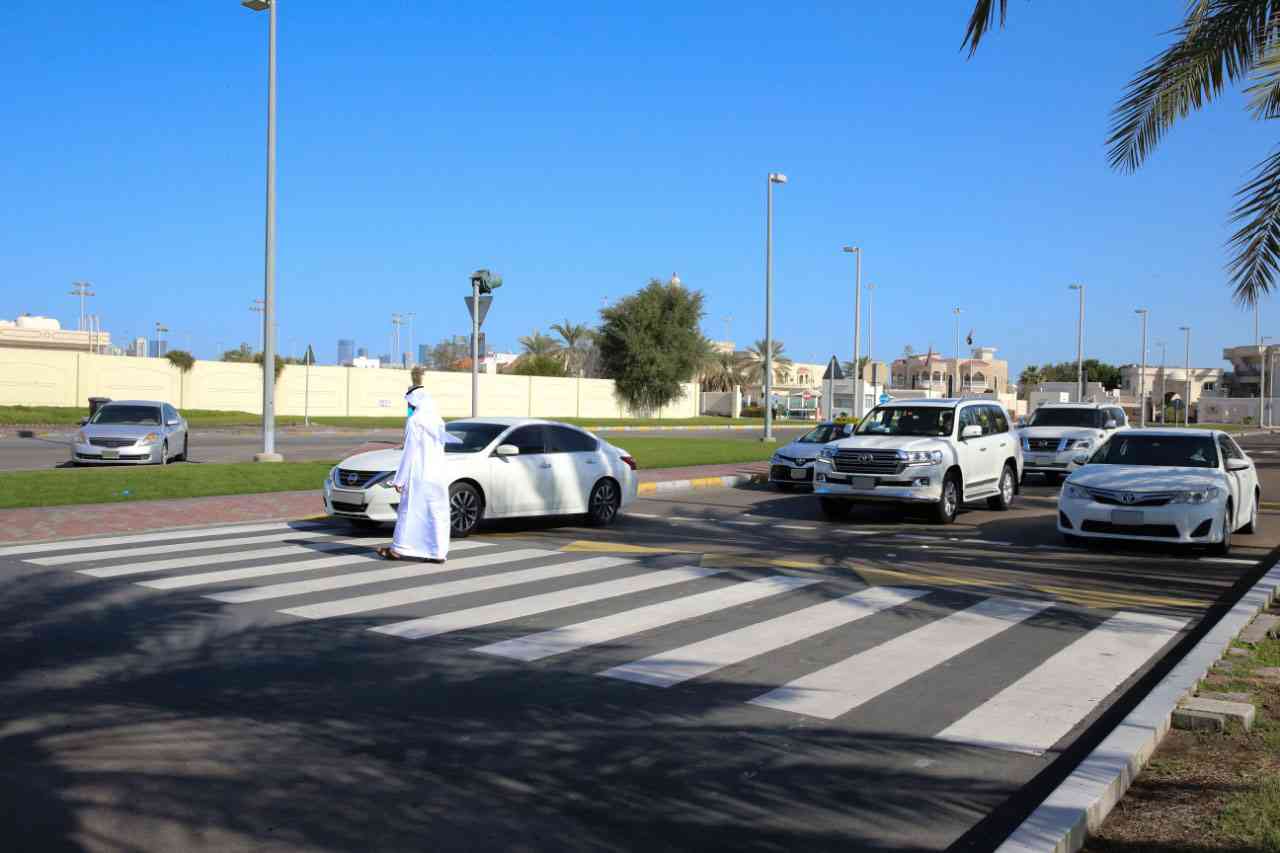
4,522,1192,757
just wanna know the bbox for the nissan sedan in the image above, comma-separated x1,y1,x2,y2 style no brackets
71,400,189,465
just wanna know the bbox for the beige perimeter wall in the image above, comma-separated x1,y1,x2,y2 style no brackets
0,348,700,420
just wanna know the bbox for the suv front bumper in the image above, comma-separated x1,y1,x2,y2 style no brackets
813,467,943,504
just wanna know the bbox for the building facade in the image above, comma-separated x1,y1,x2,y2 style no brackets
337,339,355,366
889,346,1009,396
149,339,168,358
0,315,112,353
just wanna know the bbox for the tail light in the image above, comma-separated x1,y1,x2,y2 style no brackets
620,455,637,471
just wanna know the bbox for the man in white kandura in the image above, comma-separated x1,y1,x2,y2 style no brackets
377,386,458,562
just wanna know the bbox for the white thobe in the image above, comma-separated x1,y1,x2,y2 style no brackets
390,403,451,560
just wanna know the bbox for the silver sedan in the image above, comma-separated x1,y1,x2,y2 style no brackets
71,400,189,465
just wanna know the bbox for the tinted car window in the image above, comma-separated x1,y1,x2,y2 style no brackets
799,423,851,443
856,407,954,437
505,425,546,455
1107,408,1125,427
1218,435,1242,462
546,425,598,453
164,404,179,423
959,406,982,433
1028,408,1105,428
444,421,507,453
985,406,1009,434
91,405,161,426
1089,435,1218,468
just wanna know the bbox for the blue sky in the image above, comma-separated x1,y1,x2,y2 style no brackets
0,1,1269,375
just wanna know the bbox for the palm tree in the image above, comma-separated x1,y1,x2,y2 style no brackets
700,347,747,392
550,320,592,376
963,0,1280,306
518,330,560,359
742,339,793,386
841,355,871,379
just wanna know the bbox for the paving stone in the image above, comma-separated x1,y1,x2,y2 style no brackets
1196,691,1253,704
1255,667,1280,683
1239,614,1280,645
1228,647,1251,657
1178,697,1255,731
1172,708,1225,732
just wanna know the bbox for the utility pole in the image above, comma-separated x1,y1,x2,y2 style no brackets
763,171,787,441
866,282,876,391
952,307,963,397
1155,340,1167,423
70,281,94,336
1180,326,1191,426
1135,308,1148,427
1069,283,1085,402
405,312,416,365
251,299,264,353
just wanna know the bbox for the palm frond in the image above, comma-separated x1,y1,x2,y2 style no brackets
1107,1,1275,173
961,0,1008,57
1246,38,1280,117
1227,148,1280,306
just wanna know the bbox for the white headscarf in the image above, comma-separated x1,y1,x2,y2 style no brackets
404,387,457,444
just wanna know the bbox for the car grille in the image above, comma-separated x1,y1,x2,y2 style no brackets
331,501,366,513
1086,488,1175,508
771,465,813,482
1027,438,1060,452
89,437,137,448
833,449,903,475
335,469,383,489
1081,520,1179,538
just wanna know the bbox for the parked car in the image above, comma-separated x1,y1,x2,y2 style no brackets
769,421,855,490
1018,403,1129,484
324,418,639,536
71,400,188,465
1057,429,1259,555
812,399,1022,524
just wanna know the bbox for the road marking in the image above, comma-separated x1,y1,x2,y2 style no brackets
725,521,762,527
748,597,1052,720
777,525,817,531
934,610,1188,755
600,586,928,688
80,537,377,578
0,522,326,559
560,541,690,555
210,548,557,605
1199,557,1258,566
475,576,820,661
279,555,636,619
625,513,661,519
29,529,345,566
665,516,699,522
141,552,384,589
371,566,721,640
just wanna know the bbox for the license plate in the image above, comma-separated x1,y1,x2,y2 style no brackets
331,489,364,505
790,467,809,480
101,449,119,459
850,476,877,491
1029,454,1050,465
1112,510,1144,525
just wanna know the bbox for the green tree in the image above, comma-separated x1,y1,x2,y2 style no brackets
741,339,793,386
841,355,872,380
1018,364,1044,389
596,277,707,414
550,320,593,376
221,344,255,363
428,338,468,372
253,352,286,383
519,331,561,359
509,353,568,377
700,349,747,392
963,0,1280,306
165,350,196,373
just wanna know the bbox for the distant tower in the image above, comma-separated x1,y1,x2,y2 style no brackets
337,339,355,365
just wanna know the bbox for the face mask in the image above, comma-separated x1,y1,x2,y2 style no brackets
407,405,416,417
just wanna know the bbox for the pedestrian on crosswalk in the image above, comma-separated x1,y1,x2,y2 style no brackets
377,387,458,563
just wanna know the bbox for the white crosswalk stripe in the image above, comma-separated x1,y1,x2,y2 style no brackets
210,548,555,605
81,537,375,578
0,521,322,558
748,597,1052,720
31,528,346,567
475,575,821,662
372,566,721,640
934,610,1188,755
599,586,929,687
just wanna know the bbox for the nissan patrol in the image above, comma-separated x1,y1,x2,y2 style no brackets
1018,402,1128,484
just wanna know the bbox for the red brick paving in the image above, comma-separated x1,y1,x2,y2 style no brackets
0,463,770,545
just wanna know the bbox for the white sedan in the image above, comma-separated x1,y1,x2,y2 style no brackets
324,418,639,537
1057,429,1260,556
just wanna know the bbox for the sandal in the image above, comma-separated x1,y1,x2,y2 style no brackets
376,546,402,560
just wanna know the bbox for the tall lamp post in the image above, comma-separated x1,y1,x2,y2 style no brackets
866,282,876,393
842,246,862,417
70,281,94,337
1155,340,1167,423
763,171,787,441
952,307,963,397
1069,283,1085,402
1179,326,1191,426
1135,308,1148,427
243,0,281,462
1263,335,1274,429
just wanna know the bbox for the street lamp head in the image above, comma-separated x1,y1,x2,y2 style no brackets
1135,308,1148,316
1180,325,1191,332
1069,283,1083,291
768,172,788,184
241,0,271,10
841,246,858,254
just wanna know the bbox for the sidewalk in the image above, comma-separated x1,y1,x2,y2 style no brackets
0,462,770,545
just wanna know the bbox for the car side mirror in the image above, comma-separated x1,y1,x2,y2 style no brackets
1072,452,1090,466
78,417,90,426
1104,419,1118,429
961,424,983,440
495,444,520,458
167,419,181,427
1226,457,1251,472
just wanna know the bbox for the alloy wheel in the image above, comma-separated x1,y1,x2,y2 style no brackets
590,480,619,525
450,487,480,536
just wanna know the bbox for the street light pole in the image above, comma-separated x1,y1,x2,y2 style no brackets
764,172,786,441
952,307,963,397
1257,301,1265,428
1264,336,1275,429
1180,326,1191,426
866,282,876,394
242,0,280,461
1069,284,1085,402
1135,308,1148,427
70,281,94,337
842,246,862,417
1156,340,1167,423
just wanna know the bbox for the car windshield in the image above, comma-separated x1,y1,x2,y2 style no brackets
91,405,161,426
855,406,954,437
444,422,507,453
1089,435,1218,468
798,424,848,443
1028,408,1104,428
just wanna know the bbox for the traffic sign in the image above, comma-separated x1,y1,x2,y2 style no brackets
822,356,844,381
464,295,493,328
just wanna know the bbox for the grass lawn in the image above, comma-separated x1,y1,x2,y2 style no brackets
0,405,783,430
0,437,772,509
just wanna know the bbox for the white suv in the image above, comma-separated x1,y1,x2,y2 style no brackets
812,399,1022,524
1019,403,1128,484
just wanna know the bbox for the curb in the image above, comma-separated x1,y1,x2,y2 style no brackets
591,424,801,433
996,559,1280,853
637,472,769,495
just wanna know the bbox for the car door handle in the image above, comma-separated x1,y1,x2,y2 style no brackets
539,463,552,469
583,458,598,465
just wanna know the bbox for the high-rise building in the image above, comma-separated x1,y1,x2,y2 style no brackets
132,337,147,357
418,343,430,366
357,346,368,358
337,339,355,365
149,339,168,358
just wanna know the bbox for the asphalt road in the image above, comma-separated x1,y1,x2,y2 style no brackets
3,479,1275,852
0,426,809,471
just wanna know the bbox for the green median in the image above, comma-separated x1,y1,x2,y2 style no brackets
0,438,775,510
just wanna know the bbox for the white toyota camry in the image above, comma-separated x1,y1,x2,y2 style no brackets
324,418,639,536
1057,429,1260,555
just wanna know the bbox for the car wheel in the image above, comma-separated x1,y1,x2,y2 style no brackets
819,497,852,521
588,479,622,527
1240,491,1259,535
449,482,484,538
987,464,1016,511
159,441,168,466
1047,472,1065,486
932,473,960,525
1210,504,1233,556
179,435,189,462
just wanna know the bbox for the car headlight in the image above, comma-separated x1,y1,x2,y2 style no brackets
76,430,88,444
904,450,943,465
1171,487,1223,505
139,433,159,444
1062,483,1091,500
1067,439,1092,450
329,466,339,485
770,453,784,465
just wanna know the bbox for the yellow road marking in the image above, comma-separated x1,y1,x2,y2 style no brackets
559,540,693,555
